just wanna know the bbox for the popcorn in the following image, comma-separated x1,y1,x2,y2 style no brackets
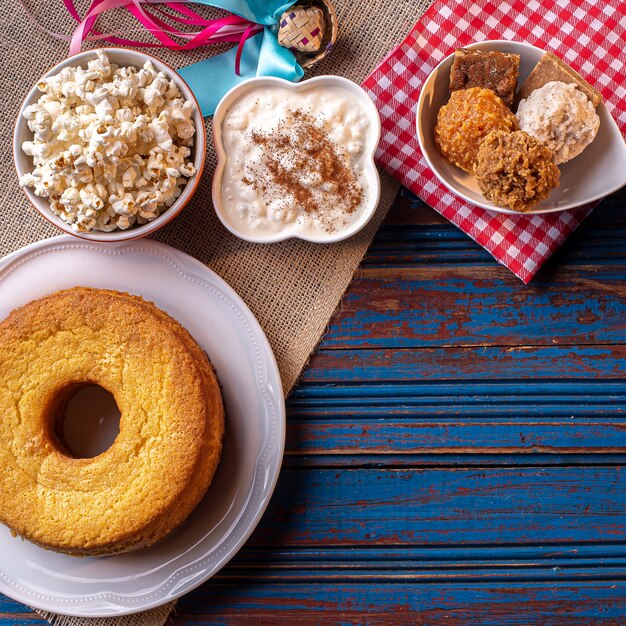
19,50,196,232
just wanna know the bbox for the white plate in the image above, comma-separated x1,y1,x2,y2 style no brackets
416,40,626,215
0,236,285,617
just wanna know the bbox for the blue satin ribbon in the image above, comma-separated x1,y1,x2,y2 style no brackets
177,0,304,116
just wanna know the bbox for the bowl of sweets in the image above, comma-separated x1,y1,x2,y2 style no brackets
416,40,626,214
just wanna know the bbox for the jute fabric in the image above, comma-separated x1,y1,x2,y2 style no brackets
1,0,432,622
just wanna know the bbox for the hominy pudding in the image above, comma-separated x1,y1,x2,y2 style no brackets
219,85,374,239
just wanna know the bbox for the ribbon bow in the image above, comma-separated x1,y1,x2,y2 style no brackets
34,0,304,115
177,1,304,115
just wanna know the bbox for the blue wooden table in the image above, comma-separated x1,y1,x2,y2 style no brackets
2,187,626,624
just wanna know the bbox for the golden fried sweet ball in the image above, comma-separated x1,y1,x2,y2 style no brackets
474,130,560,212
434,87,518,173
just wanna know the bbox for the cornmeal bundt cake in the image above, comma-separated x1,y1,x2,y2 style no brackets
0,287,224,556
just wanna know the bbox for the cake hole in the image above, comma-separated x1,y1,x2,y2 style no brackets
61,385,121,458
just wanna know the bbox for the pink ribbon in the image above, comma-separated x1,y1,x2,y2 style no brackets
21,0,263,74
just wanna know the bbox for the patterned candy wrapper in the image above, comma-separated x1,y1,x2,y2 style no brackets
278,6,325,52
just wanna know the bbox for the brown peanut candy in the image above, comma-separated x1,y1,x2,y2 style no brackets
518,51,602,107
449,48,520,107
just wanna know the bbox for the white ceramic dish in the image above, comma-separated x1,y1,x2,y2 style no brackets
416,40,626,215
13,48,206,242
0,236,284,617
212,76,381,243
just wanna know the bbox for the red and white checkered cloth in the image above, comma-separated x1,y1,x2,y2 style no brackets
362,0,626,283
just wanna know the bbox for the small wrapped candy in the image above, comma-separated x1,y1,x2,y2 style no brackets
278,6,325,53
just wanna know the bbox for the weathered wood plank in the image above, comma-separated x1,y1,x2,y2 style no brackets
363,224,626,267
320,188,626,350
299,345,626,383
285,453,626,467
289,388,626,416
175,581,626,625
247,467,626,547
218,544,626,582
0,616,43,625
319,266,626,348
284,419,626,456
0,596,43,625
231,543,626,567
287,342,626,458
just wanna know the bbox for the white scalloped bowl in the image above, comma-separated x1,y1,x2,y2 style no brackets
13,48,206,242
212,76,381,243
416,40,626,215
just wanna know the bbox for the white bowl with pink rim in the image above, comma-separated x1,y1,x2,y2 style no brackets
13,47,206,242
416,40,626,215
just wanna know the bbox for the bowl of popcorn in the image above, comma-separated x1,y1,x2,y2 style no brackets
13,48,205,240
416,40,626,214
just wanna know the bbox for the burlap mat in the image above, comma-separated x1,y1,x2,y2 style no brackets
1,0,432,623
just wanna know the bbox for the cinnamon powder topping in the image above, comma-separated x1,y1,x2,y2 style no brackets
242,110,363,231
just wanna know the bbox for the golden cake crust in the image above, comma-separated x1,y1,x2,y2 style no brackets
0,287,224,556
